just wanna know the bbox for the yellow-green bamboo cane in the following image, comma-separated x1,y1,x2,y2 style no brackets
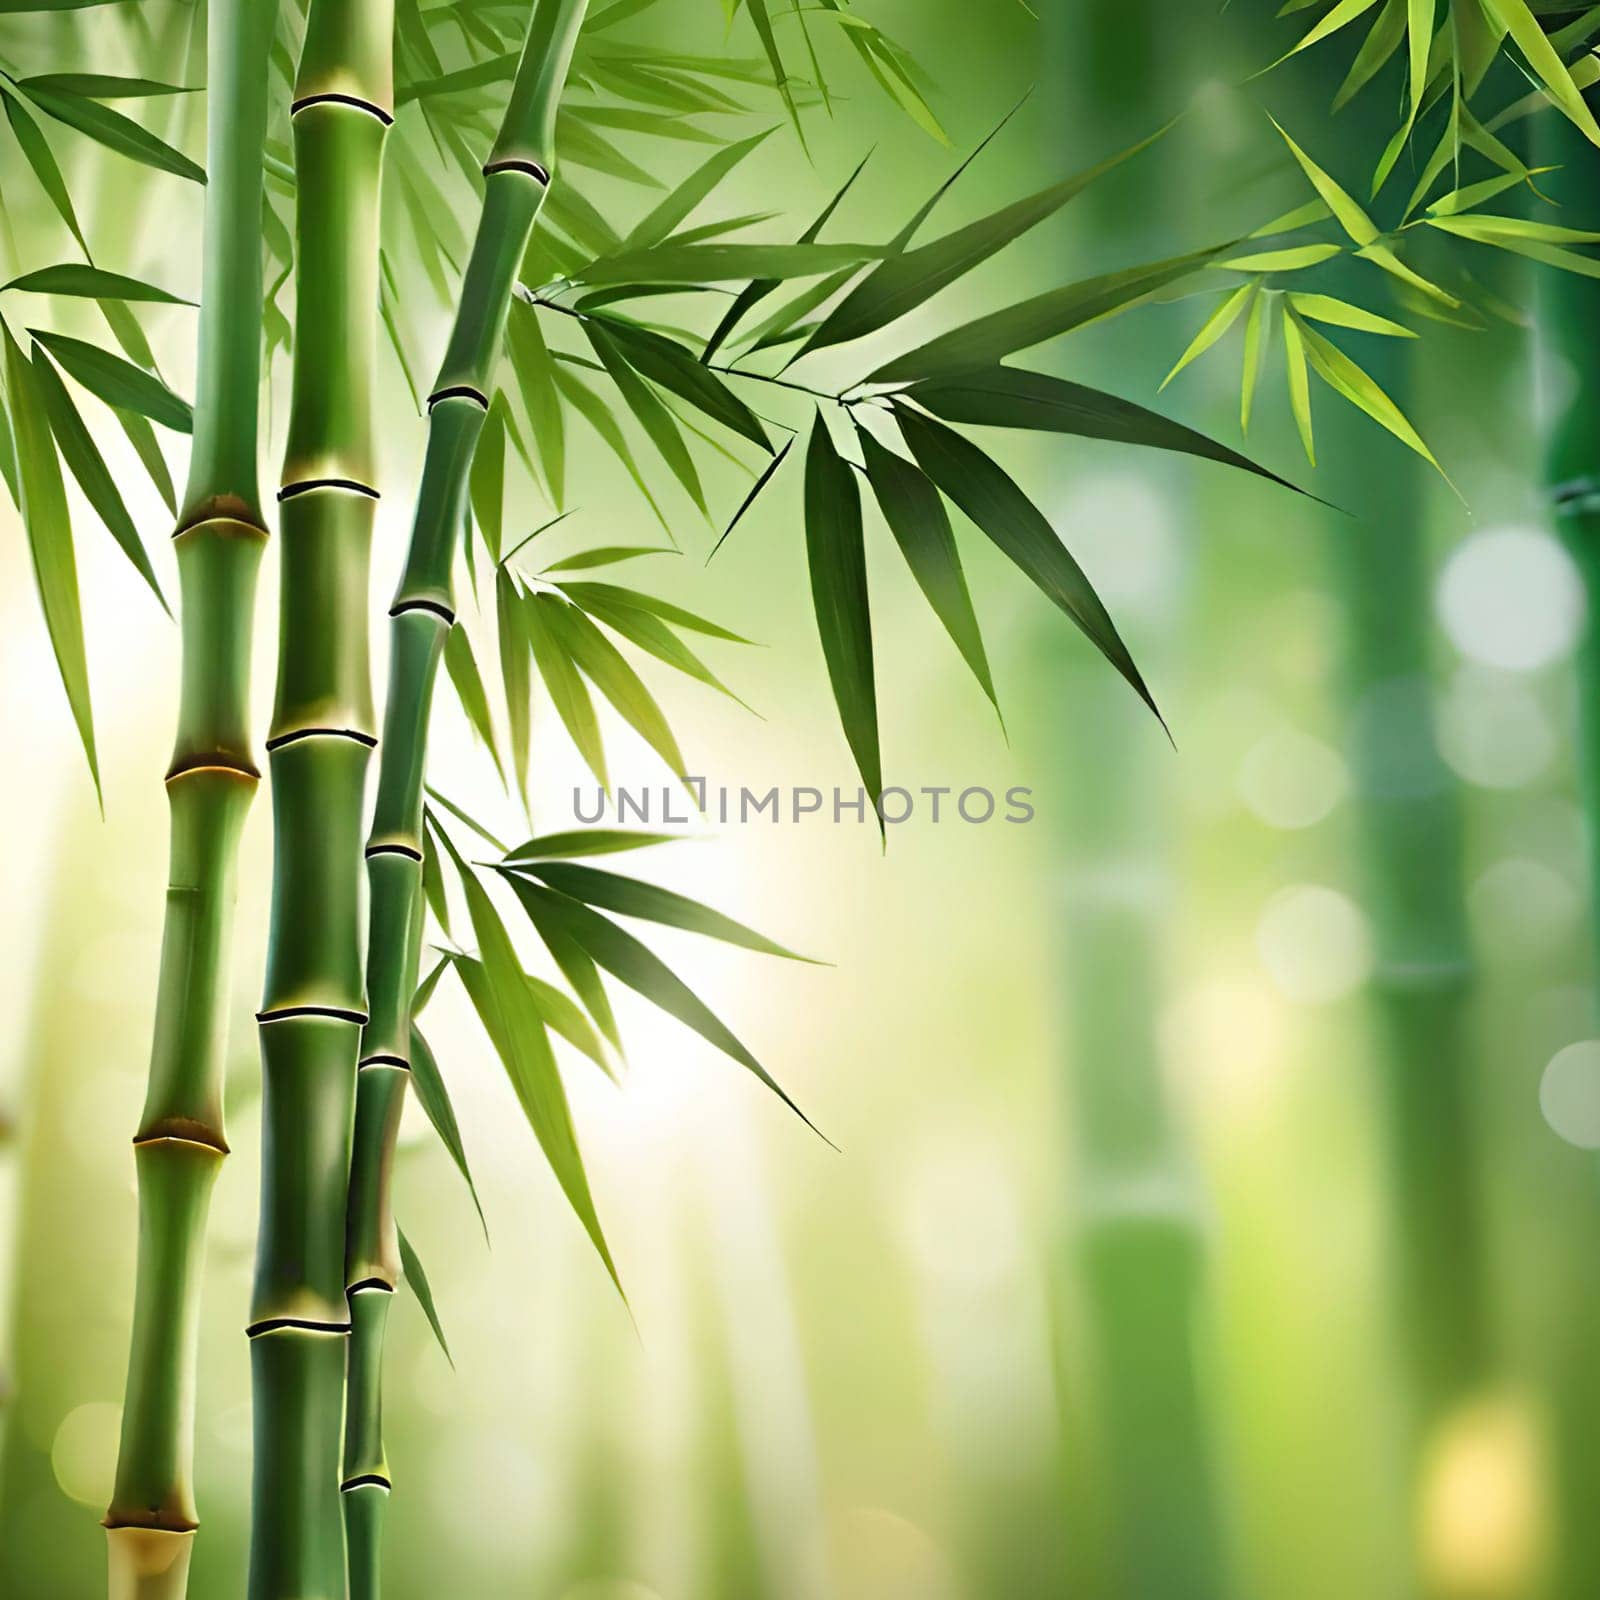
340,3,587,1592
103,1,275,1594
248,0,392,1593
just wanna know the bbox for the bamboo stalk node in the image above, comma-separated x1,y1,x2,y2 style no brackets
426,384,489,411
357,1051,410,1069
364,843,423,862
289,91,394,127
276,476,381,503
482,157,549,185
132,1119,230,1156
171,506,271,542
389,597,456,626
340,1473,391,1493
347,1277,395,1295
245,1316,352,1339
163,755,260,785
256,1004,369,1027
263,726,379,753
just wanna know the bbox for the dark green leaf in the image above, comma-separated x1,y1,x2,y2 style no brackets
801,120,1174,357
555,581,752,642
506,829,681,861
910,366,1302,494
506,309,564,508
469,396,506,558
17,74,193,99
506,878,819,1133
32,348,167,611
556,587,745,703
896,403,1161,726
584,320,706,513
2,88,86,251
616,129,774,252
495,571,532,805
513,861,815,960
804,414,880,808
596,317,770,452
30,330,193,431
113,405,176,511
856,426,996,714
524,589,610,789
582,241,884,287
543,545,674,572
524,971,613,1076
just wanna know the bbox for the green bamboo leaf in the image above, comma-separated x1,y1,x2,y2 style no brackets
421,824,452,937
616,129,774,253
1333,0,1406,110
113,405,176,512
32,348,167,611
1480,0,1600,145
505,877,819,1133
512,860,816,961
442,838,621,1294
1281,307,1315,464
538,918,622,1052
909,365,1302,494
1160,283,1255,389
553,580,753,642
468,396,506,557
1407,0,1434,121
895,403,1161,728
551,365,670,530
30,330,192,431
1274,0,1381,63
870,242,1226,385
584,320,706,513
744,0,803,140
544,545,674,572
581,240,884,287
397,1227,453,1365
1267,116,1378,245
3,326,96,794
506,310,565,509
740,265,860,354
408,1023,485,1238
597,317,771,451
856,425,997,715
1248,199,1333,238
1298,320,1443,470
1241,282,1269,433
534,592,687,779
495,570,532,805
444,623,506,785
524,589,609,789
525,972,614,1077
1287,293,1414,336
802,119,1175,358
19,82,205,183
426,790,511,855
702,149,873,362
506,829,681,861
2,264,191,304
16,74,193,99
559,587,745,702
1213,244,1344,272
708,434,794,558
1356,242,1462,307
1427,212,1600,249
1426,170,1547,216
2,88,86,251
804,415,880,810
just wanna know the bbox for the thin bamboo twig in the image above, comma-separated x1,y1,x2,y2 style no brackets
340,3,589,1594
247,0,393,1593
103,2,276,1595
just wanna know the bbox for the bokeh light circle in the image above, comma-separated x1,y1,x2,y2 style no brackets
1436,527,1583,672
1540,1042,1600,1149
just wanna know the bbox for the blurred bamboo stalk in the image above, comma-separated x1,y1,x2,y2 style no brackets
1534,114,1600,1600
1047,6,1229,1595
103,0,275,1593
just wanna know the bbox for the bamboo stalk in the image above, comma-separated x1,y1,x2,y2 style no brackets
339,7,587,1593
247,1,393,1594
1324,349,1494,1593
103,2,276,1594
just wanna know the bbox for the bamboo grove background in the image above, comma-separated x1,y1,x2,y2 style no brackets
3,0,1600,1595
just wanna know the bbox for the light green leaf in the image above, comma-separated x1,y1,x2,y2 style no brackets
558,586,745,703
1298,321,1443,471
495,570,532,805
582,241,882,287
616,129,774,253
1161,283,1255,389
1267,116,1378,245
408,1023,485,1239
444,624,506,785
1281,307,1315,464
1212,244,1344,272
1480,0,1600,146
1241,283,1269,433
3,264,191,303
544,545,674,572
524,590,610,789
4,326,96,795
1,88,86,251
30,329,193,431
19,82,205,182
506,829,681,862
397,1226,453,1365
1286,292,1415,337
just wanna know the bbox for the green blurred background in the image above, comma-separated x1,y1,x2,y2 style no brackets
3,1,1599,1595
